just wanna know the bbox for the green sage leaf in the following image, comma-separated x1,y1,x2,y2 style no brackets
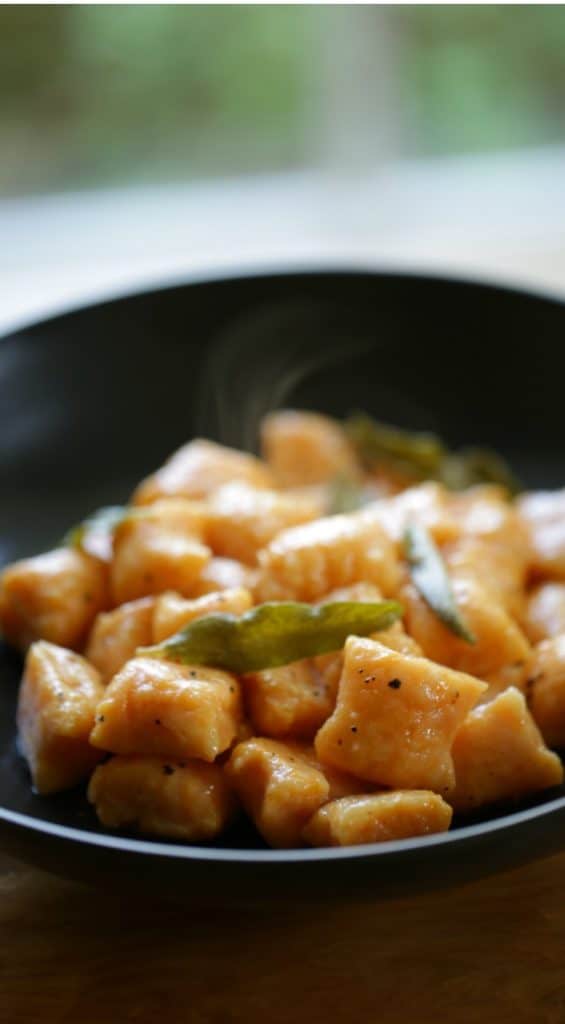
345,413,446,480
140,599,404,673
439,448,522,495
346,412,522,494
404,522,476,644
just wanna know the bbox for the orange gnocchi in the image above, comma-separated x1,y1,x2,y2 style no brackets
89,657,242,762
17,641,105,794
3,409,565,850
88,754,237,841
255,512,400,602
315,636,486,792
303,791,453,847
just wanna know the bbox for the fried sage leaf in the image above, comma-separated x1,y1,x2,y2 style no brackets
346,412,522,494
345,413,447,480
404,522,476,644
63,505,127,562
141,599,403,673
439,448,522,495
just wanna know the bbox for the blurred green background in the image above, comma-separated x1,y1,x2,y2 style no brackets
2,4,565,196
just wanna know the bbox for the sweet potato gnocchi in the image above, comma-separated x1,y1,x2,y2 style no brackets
2,410,565,850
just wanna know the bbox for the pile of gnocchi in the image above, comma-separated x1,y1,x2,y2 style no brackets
2,409,565,850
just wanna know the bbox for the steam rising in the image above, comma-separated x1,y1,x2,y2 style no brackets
195,299,375,451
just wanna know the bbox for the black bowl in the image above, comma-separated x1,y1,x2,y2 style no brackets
1,267,565,903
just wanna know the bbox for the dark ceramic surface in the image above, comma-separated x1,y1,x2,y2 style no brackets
1,268,565,902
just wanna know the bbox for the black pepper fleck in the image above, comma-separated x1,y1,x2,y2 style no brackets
154,719,161,725
163,765,175,775
351,726,357,733
97,715,105,722
387,678,402,690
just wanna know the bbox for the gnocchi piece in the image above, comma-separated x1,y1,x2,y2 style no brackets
365,482,460,546
190,557,258,597
401,576,531,688
450,687,563,813
528,634,565,748
315,636,486,793
454,485,528,550
17,641,105,794
255,512,400,603
444,535,527,621
133,438,274,505
523,583,565,644
88,755,237,840
90,657,242,762
242,660,333,740
110,509,211,605
85,597,156,683
206,482,321,565
128,498,209,537
225,737,330,848
303,791,452,847
448,487,529,613
308,582,422,714
517,489,565,579
261,410,361,487
152,587,253,644
0,548,108,651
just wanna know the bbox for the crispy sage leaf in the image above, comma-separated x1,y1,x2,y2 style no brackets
63,505,127,562
346,412,521,494
404,522,476,644
439,448,522,495
345,413,446,479
141,599,403,673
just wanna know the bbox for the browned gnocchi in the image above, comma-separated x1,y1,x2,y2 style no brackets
2,413,564,849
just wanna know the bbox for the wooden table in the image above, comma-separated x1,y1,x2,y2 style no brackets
2,850,565,1023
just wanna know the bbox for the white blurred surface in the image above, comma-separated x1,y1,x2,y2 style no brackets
2,145,565,334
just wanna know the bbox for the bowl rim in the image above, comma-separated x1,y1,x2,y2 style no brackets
2,260,565,343
2,792,565,864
